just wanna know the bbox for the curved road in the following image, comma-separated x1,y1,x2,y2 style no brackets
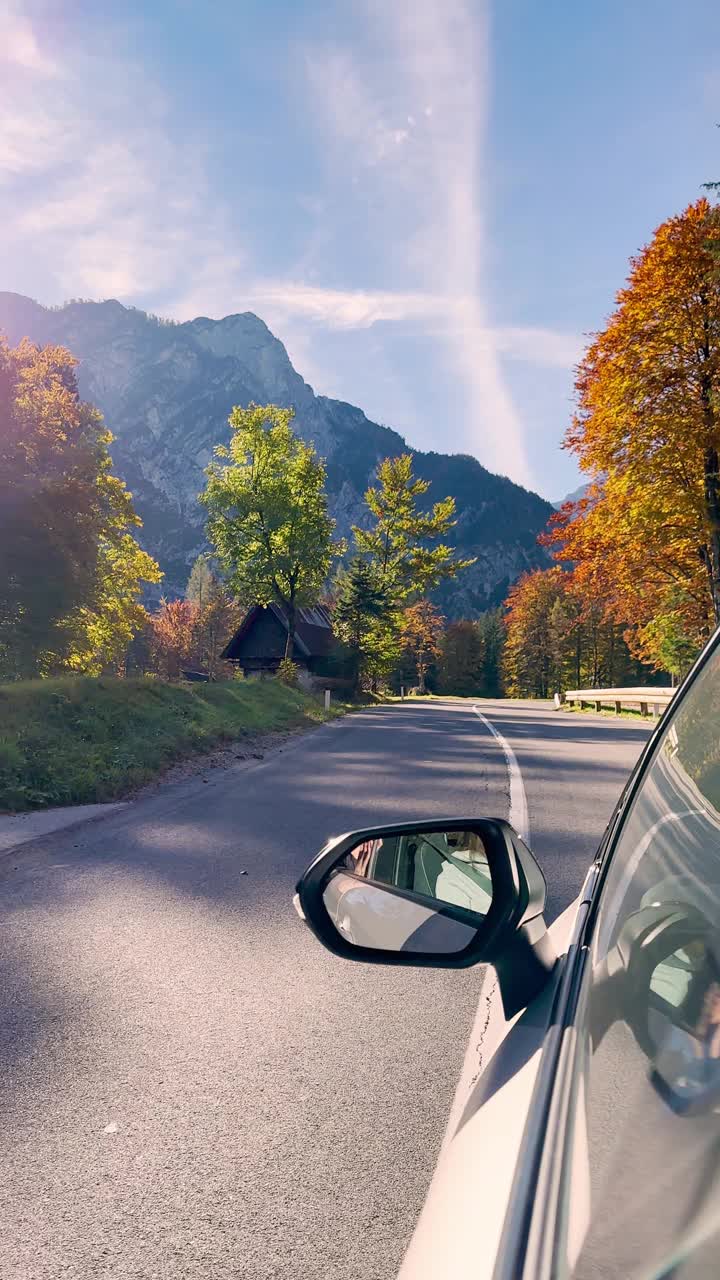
0,700,650,1279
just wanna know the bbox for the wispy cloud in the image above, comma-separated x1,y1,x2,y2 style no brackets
0,5,242,303
1,0,575,490
301,0,538,484
242,282,582,369
1,3,58,77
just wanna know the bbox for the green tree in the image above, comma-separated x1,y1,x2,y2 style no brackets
353,454,474,603
0,337,160,678
477,609,505,698
438,621,485,696
186,554,222,609
63,535,160,675
332,557,389,695
548,596,575,696
201,404,343,660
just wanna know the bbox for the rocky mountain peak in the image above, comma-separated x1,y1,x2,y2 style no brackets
0,292,554,613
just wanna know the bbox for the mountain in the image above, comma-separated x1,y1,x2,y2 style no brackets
0,292,553,616
553,483,590,509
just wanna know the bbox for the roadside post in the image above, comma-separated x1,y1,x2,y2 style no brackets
324,689,331,712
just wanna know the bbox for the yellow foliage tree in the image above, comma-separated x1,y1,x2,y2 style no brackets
545,199,720,671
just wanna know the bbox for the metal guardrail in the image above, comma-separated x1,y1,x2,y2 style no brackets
562,686,675,717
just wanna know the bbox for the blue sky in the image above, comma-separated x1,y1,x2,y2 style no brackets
2,0,719,500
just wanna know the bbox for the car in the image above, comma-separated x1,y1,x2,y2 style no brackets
293,628,720,1279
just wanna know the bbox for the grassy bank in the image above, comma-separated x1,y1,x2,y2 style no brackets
0,677,345,812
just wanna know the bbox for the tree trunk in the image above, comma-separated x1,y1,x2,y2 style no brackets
417,659,427,695
284,600,296,661
704,443,720,625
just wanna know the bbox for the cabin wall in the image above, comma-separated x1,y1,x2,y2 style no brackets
233,611,288,668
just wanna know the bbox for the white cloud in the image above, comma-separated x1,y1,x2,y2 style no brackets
1,1,576,487
0,6,242,304
304,47,415,170
301,0,538,485
239,281,581,368
1,4,58,76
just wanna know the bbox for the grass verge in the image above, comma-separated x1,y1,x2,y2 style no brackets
561,703,656,722
0,677,346,812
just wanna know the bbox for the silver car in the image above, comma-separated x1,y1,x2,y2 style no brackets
295,630,720,1279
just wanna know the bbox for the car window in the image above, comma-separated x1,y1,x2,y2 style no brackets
561,640,720,1279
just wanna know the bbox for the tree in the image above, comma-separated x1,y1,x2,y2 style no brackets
503,567,645,697
400,600,444,694
185,554,241,679
503,569,571,697
544,199,720,669
186,554,222,610
201,404,342,660
147,599,199,679
438,621,485,696
332,557,390,695
353,454,474,603
62,535,159,675
477,609,505,698
0,337,160,678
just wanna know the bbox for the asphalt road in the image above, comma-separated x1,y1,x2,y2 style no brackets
0,700,650,1280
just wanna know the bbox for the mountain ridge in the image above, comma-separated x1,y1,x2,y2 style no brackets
0,291,553,616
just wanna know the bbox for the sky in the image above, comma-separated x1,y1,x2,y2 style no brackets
1,0,720,501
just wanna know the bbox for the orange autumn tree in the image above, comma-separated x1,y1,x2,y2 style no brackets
400,599,444,693
148,599,199,679
503,567,640,697
503,568,573,697
545,198,720,674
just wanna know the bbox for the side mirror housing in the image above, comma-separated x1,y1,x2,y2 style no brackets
294,817,556,1019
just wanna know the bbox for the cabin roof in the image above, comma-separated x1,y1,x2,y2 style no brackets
221,603,334,662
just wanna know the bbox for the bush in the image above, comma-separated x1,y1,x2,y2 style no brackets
276,658,300,687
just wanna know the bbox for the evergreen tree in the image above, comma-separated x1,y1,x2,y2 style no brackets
333,558,389,696
438,621,485,696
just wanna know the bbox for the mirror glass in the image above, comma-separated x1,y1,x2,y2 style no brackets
322,827,493,954
648,938,720,1113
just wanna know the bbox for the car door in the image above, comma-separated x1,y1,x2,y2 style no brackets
399,633,720,1280
507,631,720,1280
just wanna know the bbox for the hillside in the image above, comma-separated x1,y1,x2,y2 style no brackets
0,292,553,615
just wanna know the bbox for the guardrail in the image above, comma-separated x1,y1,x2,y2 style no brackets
561,686,675,717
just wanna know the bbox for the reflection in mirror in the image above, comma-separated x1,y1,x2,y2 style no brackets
340,828,493,917
322,827,493,956
648,938,720,1114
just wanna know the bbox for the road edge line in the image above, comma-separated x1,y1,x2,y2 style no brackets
434,706,530,1164
472,705,529,843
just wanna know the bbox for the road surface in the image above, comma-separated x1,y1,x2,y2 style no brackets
0,699,650,1280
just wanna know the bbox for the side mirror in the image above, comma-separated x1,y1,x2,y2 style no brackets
294,818,557,1019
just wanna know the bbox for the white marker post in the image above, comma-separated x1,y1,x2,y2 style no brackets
324,689,331,711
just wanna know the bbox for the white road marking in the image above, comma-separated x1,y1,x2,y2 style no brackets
437,706,530,1158
472,705,530,842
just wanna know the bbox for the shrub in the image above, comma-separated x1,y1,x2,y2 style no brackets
276,658,300,687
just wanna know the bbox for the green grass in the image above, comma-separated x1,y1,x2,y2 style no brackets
0,677,346,812
561,702,656,721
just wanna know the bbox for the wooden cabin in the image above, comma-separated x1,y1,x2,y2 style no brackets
221,604,349,689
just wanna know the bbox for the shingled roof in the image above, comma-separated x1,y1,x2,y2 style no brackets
221,603,334,662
